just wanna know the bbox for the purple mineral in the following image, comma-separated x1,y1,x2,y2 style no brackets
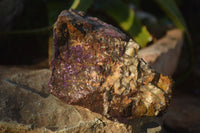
49,9,172,122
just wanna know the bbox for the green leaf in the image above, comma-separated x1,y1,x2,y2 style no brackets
95,0,152,48
154,0,187,31
134,26,152,47
70,0,93,11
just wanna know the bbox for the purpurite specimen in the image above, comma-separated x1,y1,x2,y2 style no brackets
49,9,172,121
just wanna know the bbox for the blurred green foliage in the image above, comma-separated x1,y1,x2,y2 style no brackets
94,0,152,48
70,0,93,11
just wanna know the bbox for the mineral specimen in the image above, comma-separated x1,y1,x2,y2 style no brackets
49,9,172,122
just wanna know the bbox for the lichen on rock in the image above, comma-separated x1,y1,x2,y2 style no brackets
48,9,172,122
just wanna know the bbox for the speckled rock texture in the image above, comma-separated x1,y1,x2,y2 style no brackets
49,9,172,122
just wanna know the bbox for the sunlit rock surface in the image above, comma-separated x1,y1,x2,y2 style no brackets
49,9,172,122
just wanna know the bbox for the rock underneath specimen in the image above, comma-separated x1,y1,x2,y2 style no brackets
138,29,183,76
49,9,172,121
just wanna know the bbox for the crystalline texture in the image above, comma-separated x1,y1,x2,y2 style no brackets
49,9,172,122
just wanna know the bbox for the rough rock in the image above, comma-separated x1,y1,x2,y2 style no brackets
48,9,172,122
0,66,162,133
49,10,172,122
138,29,183,76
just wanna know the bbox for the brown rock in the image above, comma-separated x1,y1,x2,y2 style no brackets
49,9,172,122
138,29,184,75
